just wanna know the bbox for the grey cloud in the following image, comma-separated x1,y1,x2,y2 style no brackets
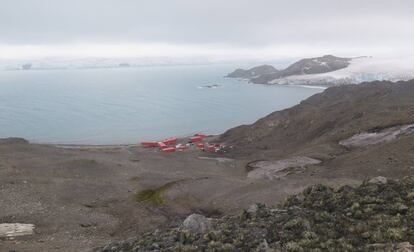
1,0,414,48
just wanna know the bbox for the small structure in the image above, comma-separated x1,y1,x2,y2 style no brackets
157,142,167,149
140,133,223,153
162,137,177,145
207,144,215,152
176,144,189,151
161,147,176,153
141,141,158,147
189,136,203,143
196,143,205,149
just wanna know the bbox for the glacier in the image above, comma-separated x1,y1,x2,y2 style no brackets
269,56,414,86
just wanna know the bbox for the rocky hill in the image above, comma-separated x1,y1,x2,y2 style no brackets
94,176,414,251
220,79,414,158
228,55,352,84
226,65,278,79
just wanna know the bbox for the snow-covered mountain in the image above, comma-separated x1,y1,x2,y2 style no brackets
228,56,414,86
270,57,414,86
227,55,352,84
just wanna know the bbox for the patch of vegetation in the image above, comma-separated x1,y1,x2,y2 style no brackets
134,181,177,205
97,176,414,251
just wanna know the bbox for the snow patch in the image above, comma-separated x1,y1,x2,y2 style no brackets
0,223,35,237
339,124,414,148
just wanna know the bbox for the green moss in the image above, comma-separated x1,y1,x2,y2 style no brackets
134,181,177,205
135,188,165,205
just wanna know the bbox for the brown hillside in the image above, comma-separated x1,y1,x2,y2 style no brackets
220,80,414,157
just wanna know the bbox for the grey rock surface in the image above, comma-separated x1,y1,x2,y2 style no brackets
182,214,211,233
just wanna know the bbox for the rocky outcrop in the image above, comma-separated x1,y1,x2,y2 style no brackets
93,176,414,251
339,123,414,148
280,55,350,76
368,176,388,185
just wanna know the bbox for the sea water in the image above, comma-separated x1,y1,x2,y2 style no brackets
0,65,322,144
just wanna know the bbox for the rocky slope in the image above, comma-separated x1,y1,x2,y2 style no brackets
220,79,414,157
94,176,414,251
227,55,351,84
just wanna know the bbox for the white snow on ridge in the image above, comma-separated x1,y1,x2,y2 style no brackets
270,57,414,86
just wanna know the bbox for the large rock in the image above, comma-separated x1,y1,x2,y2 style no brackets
396,242,414,252
368,176,388,185
183,214,211,233
246,204,259,215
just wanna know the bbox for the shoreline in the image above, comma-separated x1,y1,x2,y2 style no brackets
4,134,220,149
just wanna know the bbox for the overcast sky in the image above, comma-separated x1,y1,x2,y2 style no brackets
1,0,413,59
